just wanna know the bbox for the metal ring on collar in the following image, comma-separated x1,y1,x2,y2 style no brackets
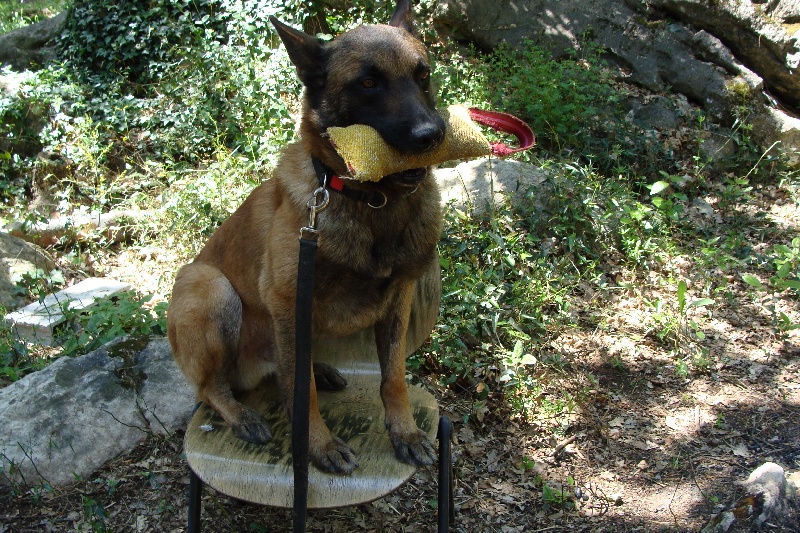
368,191,388,209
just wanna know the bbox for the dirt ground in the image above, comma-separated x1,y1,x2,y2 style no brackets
2,186,799,532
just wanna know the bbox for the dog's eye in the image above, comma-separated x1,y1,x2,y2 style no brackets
360,78,377,89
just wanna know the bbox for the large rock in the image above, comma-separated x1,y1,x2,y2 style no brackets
0,11,67,71
700,462,799,531
0,232,55,310
751,107,800,167
433,0,800,127
436,158,548,209
0,336,193,487
643,0,800,111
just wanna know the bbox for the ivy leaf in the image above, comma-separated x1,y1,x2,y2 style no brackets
649,181,670,195
677,280,687,314
741,274,765,290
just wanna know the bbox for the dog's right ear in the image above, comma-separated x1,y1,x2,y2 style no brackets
388,0,415,34
270,16,325,90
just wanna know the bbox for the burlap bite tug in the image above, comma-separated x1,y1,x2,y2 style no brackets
327,105,525,182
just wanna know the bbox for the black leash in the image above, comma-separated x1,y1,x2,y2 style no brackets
292,165,330,533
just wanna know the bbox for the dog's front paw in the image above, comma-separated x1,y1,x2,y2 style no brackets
310,435,359,475
231,407,273,444
313,362,347,391
390,429,437,466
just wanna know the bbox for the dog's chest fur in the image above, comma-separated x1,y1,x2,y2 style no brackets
305,175,441,334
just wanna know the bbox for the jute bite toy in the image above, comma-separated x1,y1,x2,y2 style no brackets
327,105,535,182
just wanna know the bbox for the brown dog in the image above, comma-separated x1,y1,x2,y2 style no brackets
167,0,444,475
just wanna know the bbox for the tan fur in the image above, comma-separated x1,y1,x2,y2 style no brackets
168,1,443,474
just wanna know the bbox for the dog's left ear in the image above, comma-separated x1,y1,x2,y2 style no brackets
388,0,415,34
270,16,325,90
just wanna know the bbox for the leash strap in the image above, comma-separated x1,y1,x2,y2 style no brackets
293,162,332,532
293,236,316,533
468,108,536,156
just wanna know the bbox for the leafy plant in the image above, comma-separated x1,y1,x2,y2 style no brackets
0,0,67,35
57,291,167,358
12,268,65,302
0,307,40,384
81,494,107,532
741,237,800,334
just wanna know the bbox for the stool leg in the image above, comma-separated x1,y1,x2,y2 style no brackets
188,469,203,533
437,416,454,532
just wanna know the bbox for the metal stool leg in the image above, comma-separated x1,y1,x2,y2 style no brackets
437,416,454,532
188,469,203,533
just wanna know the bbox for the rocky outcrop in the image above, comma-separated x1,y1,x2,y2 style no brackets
433,0,800,164
434,0,799,117
0,232,55,310
0,11,66,71
642,0,800,110
0,336,194,488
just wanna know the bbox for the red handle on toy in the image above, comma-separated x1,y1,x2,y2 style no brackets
468,108,535,156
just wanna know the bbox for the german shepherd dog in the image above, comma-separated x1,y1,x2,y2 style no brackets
167,0,444,474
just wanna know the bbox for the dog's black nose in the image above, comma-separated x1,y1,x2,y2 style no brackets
410,122,444,152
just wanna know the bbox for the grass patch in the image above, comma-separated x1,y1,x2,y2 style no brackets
0,0,67,35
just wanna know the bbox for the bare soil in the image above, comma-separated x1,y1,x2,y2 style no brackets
1,186,799,532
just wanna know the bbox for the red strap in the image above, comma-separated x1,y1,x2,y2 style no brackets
468,108,535,156
329,174,345,191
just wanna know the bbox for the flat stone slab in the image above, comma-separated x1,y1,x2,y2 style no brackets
4,277,130,345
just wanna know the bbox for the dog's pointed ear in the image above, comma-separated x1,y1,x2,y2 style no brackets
388,0,415,34
270,16,325,89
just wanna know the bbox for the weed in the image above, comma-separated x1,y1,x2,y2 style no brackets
0,308,42,384
57,291,167,358
741,237,800,335
81,494,107,532
12,268,65,303
541,476,577,511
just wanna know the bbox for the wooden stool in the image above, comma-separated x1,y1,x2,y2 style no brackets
182,258,454,530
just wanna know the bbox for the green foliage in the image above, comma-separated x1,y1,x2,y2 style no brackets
0,0,67,35
57,291,167,358
741,237,800,334
157,147,263,254
0,307,39,383
421,202,566,392
81,494,107,532
12,268,65,302
60,0,226,84
483,43,617,151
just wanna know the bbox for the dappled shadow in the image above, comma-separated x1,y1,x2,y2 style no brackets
495,321,800,531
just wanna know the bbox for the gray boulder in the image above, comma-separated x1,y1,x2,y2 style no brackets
0,11,67,71
436,158,548,210
0,232,55,310
643,0,800,110
0,336,193,488
433,0,799,111
433,0,752,120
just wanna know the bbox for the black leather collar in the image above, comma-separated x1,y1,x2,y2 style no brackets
311,158,387,208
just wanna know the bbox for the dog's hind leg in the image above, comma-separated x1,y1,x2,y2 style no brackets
313,362,347,391
168,263,273,444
